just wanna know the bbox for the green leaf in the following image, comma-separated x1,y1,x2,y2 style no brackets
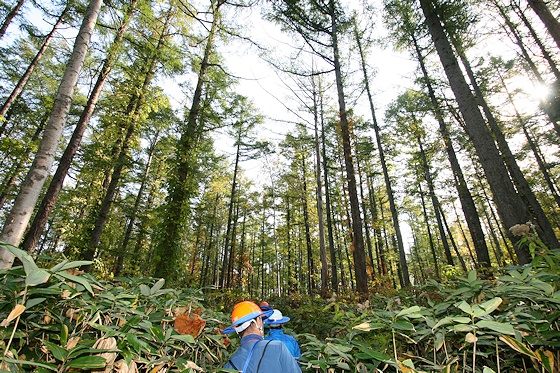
0,242,39,275
150,278,165,294
26,268,51,286
55,272,94,295
476,320,515,335
139,284,150,296
43,340,67,361
126,333,149,353
170,334,196,344
50,260,92,273
457,301,473,315
66,355,107,369
467,270,477,282
473,297,502,317
25,297,46,309
499,335,538,358
60,324,68,348
1,357,57,371
391,321,415,331
535,350,554,372
396,306,422,318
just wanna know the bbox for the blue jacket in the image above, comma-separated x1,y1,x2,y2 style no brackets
224,334,301,373
265,328,301,358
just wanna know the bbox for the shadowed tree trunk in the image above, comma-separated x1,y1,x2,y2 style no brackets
526,0,560,51
420,0,535,264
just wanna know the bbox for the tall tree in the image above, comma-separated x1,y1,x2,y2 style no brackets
419,0,538,264
0,0,103,268
22,0,139,253
526,0,560,51
268,0,369,294
354,16,411,286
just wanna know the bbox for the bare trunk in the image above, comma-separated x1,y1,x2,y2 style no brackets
0,0,102,269
0,0,24,39
22,0,137,253
420,0,533,264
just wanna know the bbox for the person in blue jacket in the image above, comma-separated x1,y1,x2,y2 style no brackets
222,301,301,373
264,309,302,359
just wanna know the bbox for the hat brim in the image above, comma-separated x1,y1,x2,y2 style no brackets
222,309,274,334
264,316,290,325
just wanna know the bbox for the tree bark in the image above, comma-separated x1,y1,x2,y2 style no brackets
526,0,560,51
420,0,534,264
0,4,68,122
22,0,137,253
412,32,491,268
354,18,410,287
0,0,24,39
0,0,102,269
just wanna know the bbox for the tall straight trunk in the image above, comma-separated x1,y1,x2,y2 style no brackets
367,174,387,276
494,1,560,133
498,69,560,210
418,182,440,280
83,12,169,269
0,116,46,210
526,0,560,51
420,0,534,264
301,153,316,294
0,5,68,122
354,19,410,287
412,32,491,268
22,0,137,253
114,130,158,276
356,154,375,280
311,76,329,296
329,1,368,294
154,0,223,279
439,204,468,273
199,193,219,287
220,140,240,289
321,102,338,292
514,4,560,81
0,0,102,269
227,203,239,288
0,0,24,39
417,137,454,266
452,38,560,252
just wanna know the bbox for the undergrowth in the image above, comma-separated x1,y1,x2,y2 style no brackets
1,241,559,372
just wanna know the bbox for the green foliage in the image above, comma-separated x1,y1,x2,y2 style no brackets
2,242,559,372
0,243,231,372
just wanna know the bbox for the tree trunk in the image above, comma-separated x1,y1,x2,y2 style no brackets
0,0,102,269
321,101,338,292
412,32,491,268
453,38,560,252
220,140,240,289
418,181,440,280
355,18,410,287
417,137,454,266
22,0,137,253
154,0,222,279
311,76,329,297
526,0,560,51
494,1,560,133
0,5,68,122
83,11,170,270
0,0,24,39
420,0,533,264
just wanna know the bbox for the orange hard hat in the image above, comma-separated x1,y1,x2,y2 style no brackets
222,301,273,334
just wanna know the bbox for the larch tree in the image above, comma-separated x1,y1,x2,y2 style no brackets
0,0,103,269
268,0,369,294
419,0,538,264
